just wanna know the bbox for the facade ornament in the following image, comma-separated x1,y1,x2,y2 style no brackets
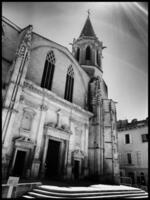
16,25,33,58
40,104,48,111
72,149,84,159
20,95,25,102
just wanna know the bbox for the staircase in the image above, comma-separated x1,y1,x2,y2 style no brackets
22,184,148,199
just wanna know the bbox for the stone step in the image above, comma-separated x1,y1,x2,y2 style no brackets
32,188,146,197
22,185,148,199
23,192,148,199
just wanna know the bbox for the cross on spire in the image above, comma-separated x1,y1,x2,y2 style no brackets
87,9,90,17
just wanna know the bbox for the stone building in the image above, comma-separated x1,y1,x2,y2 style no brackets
117,118,148,188
2,14,120,184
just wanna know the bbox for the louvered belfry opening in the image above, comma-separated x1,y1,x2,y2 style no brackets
86,46,91,60
41,51,56,91
76,47,80,61
64,65,74,102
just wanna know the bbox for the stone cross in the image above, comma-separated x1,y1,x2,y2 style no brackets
87,9,90,17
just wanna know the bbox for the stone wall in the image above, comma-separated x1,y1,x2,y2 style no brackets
26,33,90,109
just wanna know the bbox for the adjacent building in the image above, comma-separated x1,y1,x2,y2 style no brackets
2,14,120,184
117,118,148,187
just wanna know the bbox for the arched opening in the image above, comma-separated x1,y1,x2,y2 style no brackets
64,65,74,102
41,51,56,91
76,48,80,62
86,46,91,60
97,50,99,65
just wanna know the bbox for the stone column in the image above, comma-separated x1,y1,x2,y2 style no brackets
95,102,101,176
64,140,69,179
2,25,33,149
40,133,49,178
84,123,89,177
31,104,48,178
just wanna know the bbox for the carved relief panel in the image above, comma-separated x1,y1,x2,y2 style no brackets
20,107,36,136
75,127,82,149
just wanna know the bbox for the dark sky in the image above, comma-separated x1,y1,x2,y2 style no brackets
2,2,148,121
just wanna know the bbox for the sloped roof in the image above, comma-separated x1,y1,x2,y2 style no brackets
79,16,96,38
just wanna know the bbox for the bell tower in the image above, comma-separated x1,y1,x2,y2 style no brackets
72,12,120,184
72,11,106,78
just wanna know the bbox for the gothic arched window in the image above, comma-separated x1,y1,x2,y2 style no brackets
64,65,74,102
41,51,56,91
76,48,80,61
86,46,91,60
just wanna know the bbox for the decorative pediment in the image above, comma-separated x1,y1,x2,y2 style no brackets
13,136,35,149
72,149,84,159
45,122,56,128
44,122,71,133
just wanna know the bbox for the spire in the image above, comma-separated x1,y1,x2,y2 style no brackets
79,10,96,38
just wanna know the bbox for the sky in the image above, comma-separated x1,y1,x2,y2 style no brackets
2,2,148,122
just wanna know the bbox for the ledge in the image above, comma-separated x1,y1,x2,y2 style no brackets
23,79,93,118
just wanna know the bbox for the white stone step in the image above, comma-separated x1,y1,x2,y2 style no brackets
125,195,148,199
28,192,65,198
22,195,35,198
33,188,145,197
25,191,148,199
22,184,148,199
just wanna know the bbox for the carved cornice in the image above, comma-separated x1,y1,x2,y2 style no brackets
23,80,93,117
72,149,84,159
13,136,35,149
20,94,48,111
44,123,72,135
16,25,33,58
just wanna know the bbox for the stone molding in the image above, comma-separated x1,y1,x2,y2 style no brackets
23,80,93,117
44,123,72,135
13,136,35,149
72,149,84,159
20,94,48,111
16,25,33,58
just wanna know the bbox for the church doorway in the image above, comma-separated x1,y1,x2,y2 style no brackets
45,139,60,179
13,150,26,177
74,160,80,180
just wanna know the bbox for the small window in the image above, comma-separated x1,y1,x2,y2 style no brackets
141,134,148,142
136,151,142,165
125,134,130,144
127,153,132,164
140,172,146,185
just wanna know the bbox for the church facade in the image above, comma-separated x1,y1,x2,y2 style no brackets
2,14,120,184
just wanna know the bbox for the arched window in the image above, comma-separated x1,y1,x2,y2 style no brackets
64,65,74,102
41,51,56,91
97,50,99,65
76,48,80,61
86,46,91,60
